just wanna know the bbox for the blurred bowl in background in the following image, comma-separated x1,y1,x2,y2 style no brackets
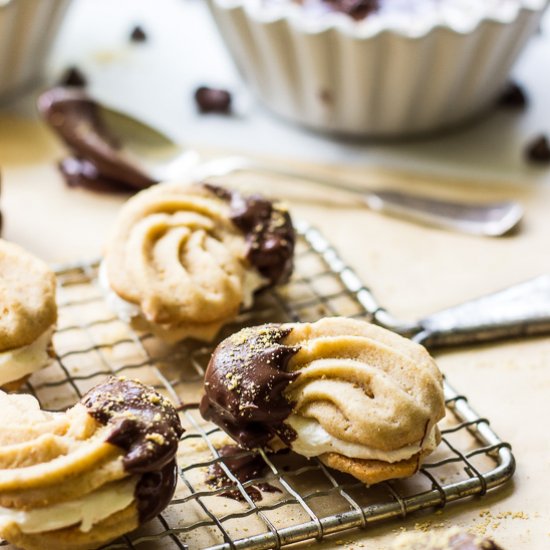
0,0,71,103
207,0,548,137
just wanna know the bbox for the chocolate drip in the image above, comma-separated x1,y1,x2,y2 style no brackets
204,184,295,286
200,325,300,449
206,445,281,502
82,376,183,473
37,87,156,191
135,460,178,523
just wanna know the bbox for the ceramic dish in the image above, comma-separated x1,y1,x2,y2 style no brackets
0,0,71,102
207,0,548,136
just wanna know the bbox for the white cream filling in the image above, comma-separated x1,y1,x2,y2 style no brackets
98,261,141,323
0,327,54,387
0,477,137,534
286,415,438,463
241,267,268,309
98,260,267,322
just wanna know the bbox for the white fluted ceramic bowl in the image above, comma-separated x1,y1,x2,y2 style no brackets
0,0,71,102
207,0,548,136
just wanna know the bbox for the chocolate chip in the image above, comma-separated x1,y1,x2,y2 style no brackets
498,81,528,109
526,134,550,164
194,86,232,114
59,67,87,88
130,25,147,43
323,0,379,20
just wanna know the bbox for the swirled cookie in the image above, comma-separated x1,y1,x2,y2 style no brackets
0,376,183,550
200,317,445,485
0,240,57,390
102,182,295,342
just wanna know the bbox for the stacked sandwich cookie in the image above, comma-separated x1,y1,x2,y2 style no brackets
0,240,57,391
201,317,445,484
102,181,295,342
0,376,183,550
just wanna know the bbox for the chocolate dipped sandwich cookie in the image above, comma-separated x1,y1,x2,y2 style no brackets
0,376,183,550
102,181,295,342
200,317,445,484
0,240,57,391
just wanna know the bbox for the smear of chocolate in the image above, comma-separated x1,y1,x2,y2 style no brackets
200,325,299,449
194,86,232,114
135,460,179,522
82,376,184,473
497,81,527,109
59,67,87,88
204,184,295,287
59,157,135,194
526,134,550,164
130,25,148,42
321,0,379,20
206,445,281,502
37,87,156,192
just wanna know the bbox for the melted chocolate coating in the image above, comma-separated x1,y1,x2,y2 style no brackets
59,157,136,194
82,376,183,473
200,325,300,449
204,184,295,287
135,460,178,523
206,445,281,502
37,87,156,191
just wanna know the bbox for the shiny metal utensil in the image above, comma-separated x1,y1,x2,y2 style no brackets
96,104,524,237
192,156,523,237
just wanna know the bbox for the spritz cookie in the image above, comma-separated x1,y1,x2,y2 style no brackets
0,376,183,550
102,182,295,342
0,240,57,390
201,317,445,485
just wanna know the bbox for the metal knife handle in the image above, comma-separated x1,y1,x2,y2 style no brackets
193,156,522,237
363,191,522,237
415,275,550,347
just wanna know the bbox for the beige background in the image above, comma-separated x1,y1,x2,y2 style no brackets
1,112,549,549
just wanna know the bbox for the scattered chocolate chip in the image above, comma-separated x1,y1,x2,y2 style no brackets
130,25,147,43
194,86,232,114
59,66,87,88
323,0,379,20
498,81,528,109
319,89,333,105
526,134,550,164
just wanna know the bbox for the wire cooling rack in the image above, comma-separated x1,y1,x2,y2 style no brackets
14,221,514,550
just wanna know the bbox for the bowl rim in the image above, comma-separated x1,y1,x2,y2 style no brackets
209,0,548,38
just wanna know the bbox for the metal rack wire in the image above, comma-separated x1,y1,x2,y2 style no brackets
15,221,514,550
